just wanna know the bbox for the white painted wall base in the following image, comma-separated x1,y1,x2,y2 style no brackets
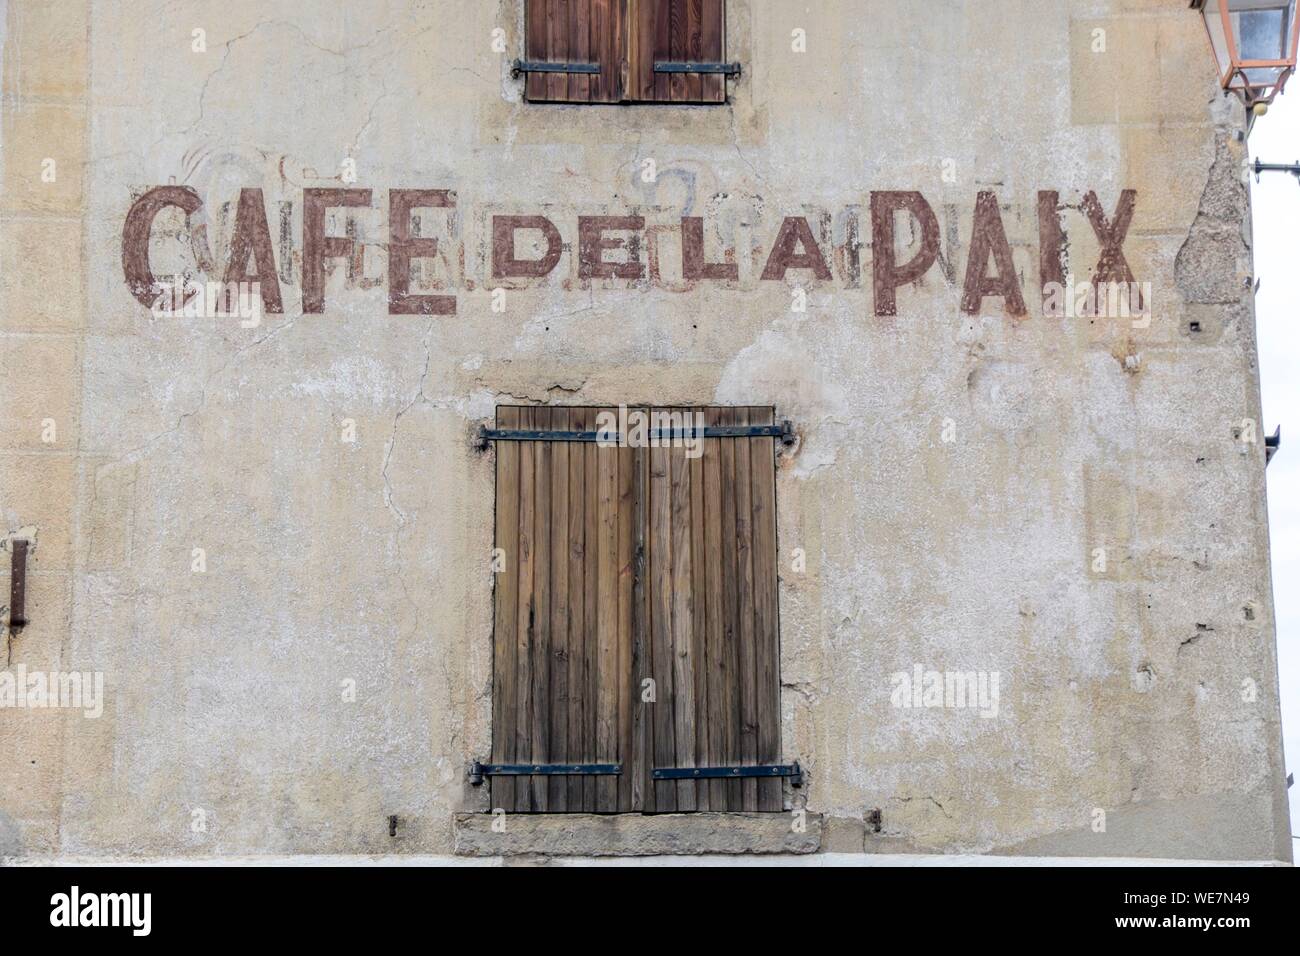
4,853,1288,867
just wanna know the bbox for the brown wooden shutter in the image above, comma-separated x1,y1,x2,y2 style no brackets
491,406,635,811
523,0,627,104
490,406,782,813
630,0,727,103
524,1,727,104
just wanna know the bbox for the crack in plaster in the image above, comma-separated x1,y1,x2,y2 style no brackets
181,18,408,139
111,317,297,468
894,794,954,820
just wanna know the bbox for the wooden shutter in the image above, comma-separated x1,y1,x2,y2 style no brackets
490,406,781,813
630,0,727,103
524,1,727,104
524,0,627,104
491,405,635,812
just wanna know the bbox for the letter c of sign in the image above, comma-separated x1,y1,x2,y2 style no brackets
121,186,204,307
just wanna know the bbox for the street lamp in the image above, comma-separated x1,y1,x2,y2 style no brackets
1191,0,1300,112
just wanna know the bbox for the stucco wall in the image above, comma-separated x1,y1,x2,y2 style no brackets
0,0,1290,861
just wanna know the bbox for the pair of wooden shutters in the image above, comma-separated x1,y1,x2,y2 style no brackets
491,406,782,813
523,0,728,103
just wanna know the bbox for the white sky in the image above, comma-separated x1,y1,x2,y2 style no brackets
1246,92,1299,842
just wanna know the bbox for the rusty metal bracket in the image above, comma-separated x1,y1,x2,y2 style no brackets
477,422,795,444
512,59,600,76
652,762,802,787
468,761,621,785
654,61,742,75
9,539,28,630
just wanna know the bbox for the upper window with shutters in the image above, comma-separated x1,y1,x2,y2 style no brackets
517,0,736,104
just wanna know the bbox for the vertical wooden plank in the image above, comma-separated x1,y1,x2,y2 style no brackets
571,0,592,102
631,0,654,101
583,409,600,810
566,408,590,810
688,407,710,811
627,0,641,101
668,0,688,102
700,0,723,102
684,0,703,102
751,406,783,811
589,0,607,101
596,408,621,811
548,408,570,811
514,407,537,811
652,0,671,101
702,407,727,809
616,433,636,812
591,0,624,103
612,0,628,102
631,434,650,811
716,407,741,810
491,407,521,813
733,407,759,811
547,0,569,101
526,0,548,101
669,426,696,810
531,408,553,812
649,431,677,811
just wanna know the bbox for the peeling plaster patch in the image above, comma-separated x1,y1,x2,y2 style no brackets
402,386,504,424
465,388,503,422
290,355,402,407
1174,136,1250,306
715,329,846,478
1134,664,1157,693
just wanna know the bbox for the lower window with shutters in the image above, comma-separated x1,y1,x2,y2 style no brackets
489,405,784,813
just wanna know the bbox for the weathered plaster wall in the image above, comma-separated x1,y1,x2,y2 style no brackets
0,0,1290,860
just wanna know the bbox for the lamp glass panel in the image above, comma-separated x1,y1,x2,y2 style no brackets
1230,1,1290,61
1204,6,1233,74
1242,64,1285,84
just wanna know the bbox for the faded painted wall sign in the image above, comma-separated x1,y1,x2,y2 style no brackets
121,185,1143,319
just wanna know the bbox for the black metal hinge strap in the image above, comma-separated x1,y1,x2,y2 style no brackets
652,762,802,787
512,60,600,75
479,422,795,444
468,762,621,785
654,61,742,75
